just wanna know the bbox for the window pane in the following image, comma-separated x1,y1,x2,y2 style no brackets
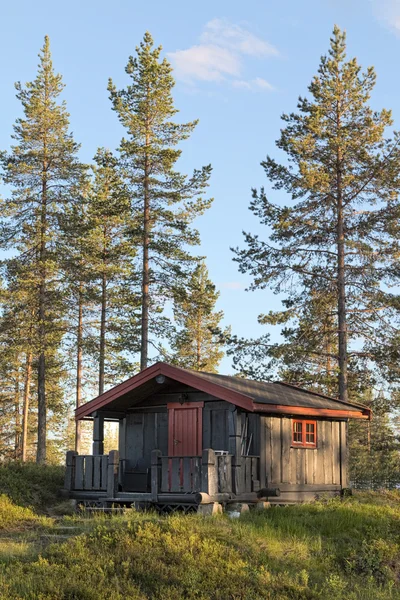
293,422,302,442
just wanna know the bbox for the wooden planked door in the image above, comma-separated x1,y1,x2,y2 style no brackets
167,402,203,457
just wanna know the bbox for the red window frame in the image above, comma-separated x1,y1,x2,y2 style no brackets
292,419,317,448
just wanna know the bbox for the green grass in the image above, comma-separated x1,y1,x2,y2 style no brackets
1,464,400,599
0,462,64,512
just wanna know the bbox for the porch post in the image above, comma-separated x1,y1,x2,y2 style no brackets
64,450,77,491
92,412,104,455
107,450,119,498
151,449,162,501
201,449,218,496
229,408,243,494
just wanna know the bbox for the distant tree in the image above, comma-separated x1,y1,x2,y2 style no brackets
108,32,213,370
232,26,400,400
349,390,400,485
0,36,85,462
170,262,228,372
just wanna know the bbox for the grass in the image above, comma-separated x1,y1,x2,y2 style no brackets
0,464,400,599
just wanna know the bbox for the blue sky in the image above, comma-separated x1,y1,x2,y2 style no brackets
1,0,400,372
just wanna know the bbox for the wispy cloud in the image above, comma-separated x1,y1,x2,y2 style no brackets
372,0,400,32
232,77,275,92
168,18,278,91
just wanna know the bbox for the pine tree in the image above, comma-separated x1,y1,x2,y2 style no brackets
108,32,213,371
170,262,228,372
0,36,85,462
86,148,140,392
233,26,400,400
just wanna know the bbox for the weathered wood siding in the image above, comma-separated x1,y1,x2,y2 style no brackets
124,410,168,470
261,416,348,487
122,395,235,470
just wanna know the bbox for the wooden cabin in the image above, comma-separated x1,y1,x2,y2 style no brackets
63,362,371,510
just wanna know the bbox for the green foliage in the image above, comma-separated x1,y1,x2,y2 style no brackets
108,32,213,368
1,493,400,599
349,391,400,485
170,261,228,372
0,36,86,462
231,26,400,399
0,462,64,512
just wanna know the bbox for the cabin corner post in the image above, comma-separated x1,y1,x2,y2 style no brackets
151,449,162,501
92,412,104,455
340,421,349,489
201,449,218,496
64,450,77,491
107,450,119,498
228,408,243,494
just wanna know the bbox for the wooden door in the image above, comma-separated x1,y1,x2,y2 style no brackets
167,402,203,457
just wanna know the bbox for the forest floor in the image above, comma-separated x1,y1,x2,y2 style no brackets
0,463,400,599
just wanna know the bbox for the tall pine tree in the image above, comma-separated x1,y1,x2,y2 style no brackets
108,32,212,370
1,36,85,462
233,26,400,400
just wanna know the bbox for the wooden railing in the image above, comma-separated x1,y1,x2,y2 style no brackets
64,449,260,500
64,450,119,497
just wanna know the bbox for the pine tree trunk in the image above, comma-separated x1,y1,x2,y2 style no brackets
21,351,32,462
14,361,20,459
140,131,150,371
336,142,348,402
75,282,83,453
36,175,47,464
99,269,107,395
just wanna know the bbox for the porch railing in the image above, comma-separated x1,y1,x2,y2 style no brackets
64,449,260,500
64,450,119,497
152,450,260,498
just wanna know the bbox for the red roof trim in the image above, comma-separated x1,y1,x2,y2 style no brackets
276,381,372,416
75,362,254,420
254,403,371,420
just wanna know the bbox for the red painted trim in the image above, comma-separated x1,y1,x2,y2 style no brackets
160,364,254,412
75,362,163,420
276,381,372,416
253,403,370,420
167,402,204,409
75,362,254,420
292,419,317,448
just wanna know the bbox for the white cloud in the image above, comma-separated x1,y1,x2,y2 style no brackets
168,19,278,90
200,18,279,58
233,77,275,91
373,0,400,32
170,45,240,82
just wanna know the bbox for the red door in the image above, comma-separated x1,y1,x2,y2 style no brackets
167,402,203,456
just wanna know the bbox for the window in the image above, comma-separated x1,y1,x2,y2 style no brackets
292,420,317,448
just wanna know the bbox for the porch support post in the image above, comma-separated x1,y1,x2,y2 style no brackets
64,450,77,491
151,449,162,502
229,408,242,494
92,412,104,455
201,449,218,496
107,450,119,498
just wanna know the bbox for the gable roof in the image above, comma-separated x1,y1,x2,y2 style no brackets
75,361,371,421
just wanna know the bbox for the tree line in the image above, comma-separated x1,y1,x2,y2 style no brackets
0,33,225,462
0,27,399,481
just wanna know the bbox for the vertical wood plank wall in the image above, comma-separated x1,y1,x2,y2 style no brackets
262,416,347,486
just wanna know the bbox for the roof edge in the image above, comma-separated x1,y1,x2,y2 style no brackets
75,362,254,420
275,381,372,417
254,403,371,420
